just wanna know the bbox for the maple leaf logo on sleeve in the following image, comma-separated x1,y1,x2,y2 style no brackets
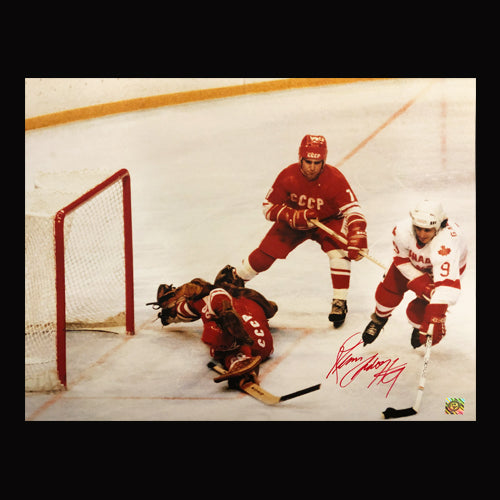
438,245,451,256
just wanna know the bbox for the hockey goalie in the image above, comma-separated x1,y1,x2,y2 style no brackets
148,266,278,387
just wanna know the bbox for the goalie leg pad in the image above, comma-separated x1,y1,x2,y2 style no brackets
213,354,262,383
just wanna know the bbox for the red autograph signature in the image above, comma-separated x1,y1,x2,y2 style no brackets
326,332,407,397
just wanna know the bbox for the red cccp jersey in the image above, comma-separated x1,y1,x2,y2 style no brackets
263,162,362,221
173,288,274,359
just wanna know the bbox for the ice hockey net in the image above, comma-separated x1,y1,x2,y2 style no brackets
25,169,134,391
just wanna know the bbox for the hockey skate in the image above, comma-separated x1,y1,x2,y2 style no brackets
214,265,245,288
410,328,422,348
362,313,388,345
213,355,262,383
329,299,348,328
228,367,261,390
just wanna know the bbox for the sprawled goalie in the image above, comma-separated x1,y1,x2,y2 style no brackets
148,265,278,386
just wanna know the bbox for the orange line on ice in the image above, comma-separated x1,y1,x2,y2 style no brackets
336,79,438,168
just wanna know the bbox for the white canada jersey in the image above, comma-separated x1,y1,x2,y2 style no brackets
392,218,468,306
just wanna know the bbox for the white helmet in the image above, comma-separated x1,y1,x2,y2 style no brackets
410,200,447,230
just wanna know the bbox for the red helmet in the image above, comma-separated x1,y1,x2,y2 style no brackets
298,135,328,161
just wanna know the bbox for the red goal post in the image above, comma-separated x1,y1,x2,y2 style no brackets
25,169,135,391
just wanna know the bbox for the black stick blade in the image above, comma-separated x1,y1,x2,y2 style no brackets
279,384,321,402
382,407,417,419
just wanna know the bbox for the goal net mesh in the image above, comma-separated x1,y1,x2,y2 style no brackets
25,170,130,391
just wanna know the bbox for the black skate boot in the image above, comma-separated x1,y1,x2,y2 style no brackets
410,328,422,348
329,299,348,328
362,313,388,346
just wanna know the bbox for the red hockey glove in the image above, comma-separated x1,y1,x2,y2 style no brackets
347,224,368,261
292,209,317,230
418,303,448,346
408,273,435,301
275,206,317,230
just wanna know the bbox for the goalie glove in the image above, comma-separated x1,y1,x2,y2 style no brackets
146,284,180,325
215,297,254,346
156,284,176,308
147,280,214,326
145,283,176,310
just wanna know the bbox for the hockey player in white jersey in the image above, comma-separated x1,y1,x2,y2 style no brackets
362,200,468,348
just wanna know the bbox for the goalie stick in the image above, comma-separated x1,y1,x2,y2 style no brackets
207,361,320,405
382,326,434,419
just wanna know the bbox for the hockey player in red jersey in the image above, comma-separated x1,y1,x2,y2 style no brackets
362,200,468,348
233,134,368,328
149,266,277,385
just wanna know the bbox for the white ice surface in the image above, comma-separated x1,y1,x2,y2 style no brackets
25,78,476,421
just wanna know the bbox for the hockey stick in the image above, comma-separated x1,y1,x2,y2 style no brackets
207,361,320,405
382,325,433,419
310,219,387,270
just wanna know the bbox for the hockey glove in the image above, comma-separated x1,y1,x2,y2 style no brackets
347,225,368,261
407,273,435,301
291,208,318,230
156,283,176,308
158,287,181,325
217,299,254,346
418,303,447,346
273,205,317,230
159,307,178,325
146,284,178,325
